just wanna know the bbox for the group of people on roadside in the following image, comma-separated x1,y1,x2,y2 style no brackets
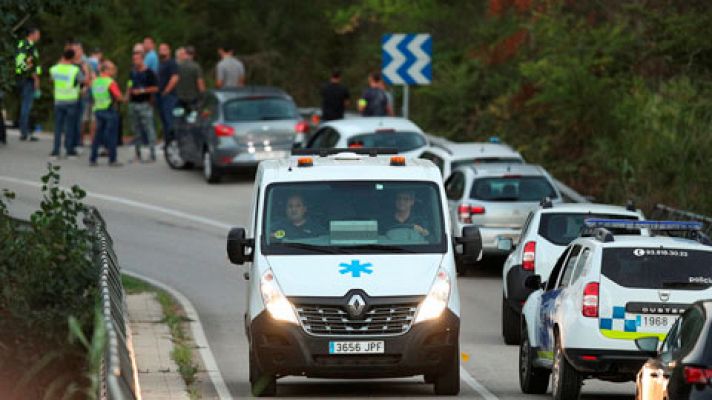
320,70,395,122
8,26,246,167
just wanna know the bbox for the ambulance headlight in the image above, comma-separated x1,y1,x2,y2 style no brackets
415,268,451,323
260,270,298,324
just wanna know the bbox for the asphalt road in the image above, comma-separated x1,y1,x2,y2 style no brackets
0,131,635,399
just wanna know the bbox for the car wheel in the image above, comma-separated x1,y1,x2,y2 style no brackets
551,334,581,400
249,350,276,397
164,138,192,169
433,344,460,395
519,323,549,394
203,148,221,184
455,256,466,276
502,295,522,345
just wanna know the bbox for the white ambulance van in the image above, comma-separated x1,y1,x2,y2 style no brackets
227,149,481,396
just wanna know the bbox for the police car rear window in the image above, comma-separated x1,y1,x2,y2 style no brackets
223,97,299,122
469,176,557,202
602,248,712,290
539,213,639,246
347,132,426,152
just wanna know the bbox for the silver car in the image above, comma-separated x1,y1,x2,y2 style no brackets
165,87,307,183
444,163,562,270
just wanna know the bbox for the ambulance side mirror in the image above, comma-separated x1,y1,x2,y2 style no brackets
635,337,660,357
227,227,254,265
456,226,482,263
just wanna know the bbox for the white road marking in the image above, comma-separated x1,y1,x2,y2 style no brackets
1,174,503,399
0,176,231,230
460,365,500,400
123,270,233,400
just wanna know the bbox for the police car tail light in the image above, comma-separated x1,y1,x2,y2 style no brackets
295,121,310,134
522,241,536,271
458,204,485,223
415,268,451,324
260,270,298,324
683,366,712,384
214,124,235,137
582,282,599,318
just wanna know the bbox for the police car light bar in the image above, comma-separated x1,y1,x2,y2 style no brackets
291,148,398,157
583,219,703,231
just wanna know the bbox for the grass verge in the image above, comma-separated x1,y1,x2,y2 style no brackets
122,275,200,399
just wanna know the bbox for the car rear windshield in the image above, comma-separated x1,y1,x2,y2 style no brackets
470,176,557,202
602,248,712,290
223,97,299,122
451,158,523,170
539,213,640,245
346,132,426,152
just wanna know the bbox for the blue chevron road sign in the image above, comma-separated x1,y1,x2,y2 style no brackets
381,33,432,85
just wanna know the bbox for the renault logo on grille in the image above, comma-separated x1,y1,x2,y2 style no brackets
346,294,366,318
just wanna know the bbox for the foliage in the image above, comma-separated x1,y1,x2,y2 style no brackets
0,165,97,399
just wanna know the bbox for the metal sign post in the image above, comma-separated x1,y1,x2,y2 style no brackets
382,33,432,119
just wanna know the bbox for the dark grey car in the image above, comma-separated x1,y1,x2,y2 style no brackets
165,86,305,183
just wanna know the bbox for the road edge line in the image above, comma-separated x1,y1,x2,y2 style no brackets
460,365,499,400
123,270,233,400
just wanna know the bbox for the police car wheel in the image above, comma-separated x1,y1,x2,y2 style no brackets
164,138,191,170
455,256,466,275
249,350,276,397
518,323,549,394
502,295,521,345
551,335,581,400
203,148,222,184
433,345,460,395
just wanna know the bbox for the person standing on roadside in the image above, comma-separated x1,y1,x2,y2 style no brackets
157,43,179,143
89,60,123,166
0,89,7,145
87,48,102,76
320,69,350,121
49,48,80,159
143,36,159,75
358,72,390,117
69,41,91,150
215,45,245,89
175,46,205,113
15,27,41,141
128,50,158,162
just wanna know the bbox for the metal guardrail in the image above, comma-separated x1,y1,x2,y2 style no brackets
649,204,712,237
554,179,590,204
85,208,138,400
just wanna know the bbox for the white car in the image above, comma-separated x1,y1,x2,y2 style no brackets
419,141,524,178
304,117,428,157
501,202,644,345
444,163,562,271
227,148,482,396
519,219,712,400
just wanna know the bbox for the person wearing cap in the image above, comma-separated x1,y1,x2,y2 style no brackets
15,27,41,142
89,60,123,166
49,48,80,159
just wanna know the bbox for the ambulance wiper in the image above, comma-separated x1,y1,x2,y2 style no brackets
279,242,340,254
339,244,416,253
662,281,711,289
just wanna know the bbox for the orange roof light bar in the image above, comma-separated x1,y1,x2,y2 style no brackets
297,157,313,167
390,156,406,166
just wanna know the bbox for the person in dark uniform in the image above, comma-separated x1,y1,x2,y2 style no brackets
271,194,326,240
381,191,431,238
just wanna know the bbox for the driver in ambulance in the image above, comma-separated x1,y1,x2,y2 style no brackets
380,190,431,237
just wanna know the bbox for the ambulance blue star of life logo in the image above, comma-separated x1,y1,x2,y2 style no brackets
339,260,373,278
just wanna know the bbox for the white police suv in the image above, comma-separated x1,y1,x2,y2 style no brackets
226,148,481,396
519,220,712,400
501,201,644,345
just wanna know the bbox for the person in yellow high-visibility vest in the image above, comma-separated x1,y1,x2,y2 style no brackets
15,27,41,141
48,48,80,159
89,60,124,166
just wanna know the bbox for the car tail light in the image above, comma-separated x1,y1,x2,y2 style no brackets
582,282,599,317
458,204,485,223
522,241,536,271
683,366,712,385
295,121,310,134
214,124,235,137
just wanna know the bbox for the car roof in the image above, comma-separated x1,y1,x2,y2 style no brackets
576,234,712,251
211,86,292,101
456,163,547,176
258,153,441,184
445,143,522,160
538,203,642,216
320,117,424,136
